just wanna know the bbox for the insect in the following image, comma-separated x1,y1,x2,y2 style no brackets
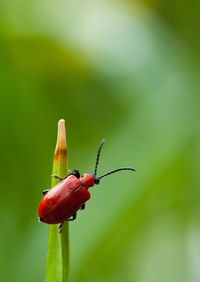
38,139,135,232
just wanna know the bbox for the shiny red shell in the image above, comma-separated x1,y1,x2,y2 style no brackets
38,174,95,224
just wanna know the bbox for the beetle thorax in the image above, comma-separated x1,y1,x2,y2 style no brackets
80,173,95,188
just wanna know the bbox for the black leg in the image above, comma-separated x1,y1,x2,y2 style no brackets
64,170,80,179
51,174,64,181
59,222,64,233
51,170,80,181
80,204,85,210
68,213,77,221
70,170,80,179
43,189,50,195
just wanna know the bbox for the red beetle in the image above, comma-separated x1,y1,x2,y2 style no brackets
38,140,135,231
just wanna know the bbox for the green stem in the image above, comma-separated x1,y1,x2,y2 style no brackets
45,119,69,282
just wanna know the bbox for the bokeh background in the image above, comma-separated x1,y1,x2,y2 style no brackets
0,1,200,282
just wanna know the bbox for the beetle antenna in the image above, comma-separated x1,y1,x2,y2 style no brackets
98,167,136,179
94,139,106,176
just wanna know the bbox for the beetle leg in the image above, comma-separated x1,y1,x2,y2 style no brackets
64,170,80,179
68,213,77,221
51,170,80,181
80,204,85,210
51,174,64,180
59,212,77,232
59,222,64,233
42,189,50,195
70,170,80,179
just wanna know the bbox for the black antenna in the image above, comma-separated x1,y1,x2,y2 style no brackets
94,139,105,176
98,167,135,180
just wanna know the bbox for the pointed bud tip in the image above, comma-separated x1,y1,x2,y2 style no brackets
57,119,66,147
58,119,65,126
54,119,67,160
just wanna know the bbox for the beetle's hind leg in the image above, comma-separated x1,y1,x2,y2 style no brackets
42,189,50,195
59,213,77,232
68,213,77,221
80,204,85,210
59,212,77,232
59,222,64,233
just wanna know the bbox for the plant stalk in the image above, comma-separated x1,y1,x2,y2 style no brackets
45,119,69,282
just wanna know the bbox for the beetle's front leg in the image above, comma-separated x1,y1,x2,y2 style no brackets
68,213,77,221
66,170,80,179
51,170,80,181
51,174,64,181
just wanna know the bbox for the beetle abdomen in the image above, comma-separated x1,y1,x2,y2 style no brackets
38,176,90,224
42,186,90,224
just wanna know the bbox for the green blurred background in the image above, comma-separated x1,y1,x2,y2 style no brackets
0,1,200,281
